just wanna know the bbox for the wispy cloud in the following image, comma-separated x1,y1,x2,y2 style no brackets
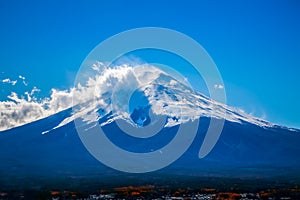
1,75,28,86
24,86,40,101
2,78,17,86
214,84,224,89
18,75,28,86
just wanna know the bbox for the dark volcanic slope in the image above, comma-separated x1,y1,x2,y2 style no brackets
1,107,300,191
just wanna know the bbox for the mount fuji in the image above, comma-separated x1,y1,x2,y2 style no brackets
0,64,300,190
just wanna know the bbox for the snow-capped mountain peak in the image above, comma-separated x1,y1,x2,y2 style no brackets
40,64,273,134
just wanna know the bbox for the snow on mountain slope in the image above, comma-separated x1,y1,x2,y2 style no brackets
44,63,274,133
0,62,276,133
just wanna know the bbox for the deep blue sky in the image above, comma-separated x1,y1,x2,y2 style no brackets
0,0,299,128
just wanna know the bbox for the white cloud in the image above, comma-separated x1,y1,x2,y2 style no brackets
1,75,29,86
91,61,105,72
0,64,166,131
18,75,24,79
214,84,224,89
24,86,40,102
18,75,28,86
0,88,75,131
169,79,177,86
2,78,17,86
0,92,47,130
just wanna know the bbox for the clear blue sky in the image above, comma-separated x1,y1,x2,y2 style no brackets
0,0,299,128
